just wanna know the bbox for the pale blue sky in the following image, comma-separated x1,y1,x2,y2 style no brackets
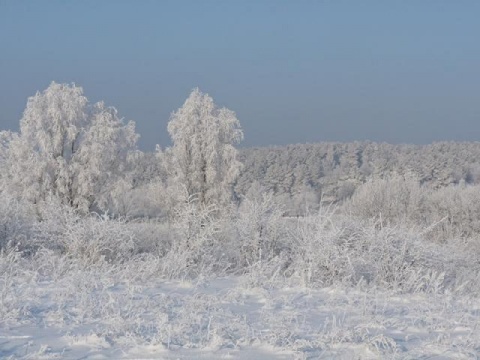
1,1,479,150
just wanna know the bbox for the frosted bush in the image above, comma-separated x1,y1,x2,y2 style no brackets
127,220,171,255
0,244,38,325
284,209,479,294
0,193,34,250
344,174,480,244
33,198,135,265
161,193,231,279
420,184,480,242
285,206,344,287
235,191,286,267
344,172,426,226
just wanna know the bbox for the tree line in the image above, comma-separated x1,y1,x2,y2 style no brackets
236,140,480,215
2,82,480,219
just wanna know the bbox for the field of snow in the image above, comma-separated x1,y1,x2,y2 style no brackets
2,247,480,359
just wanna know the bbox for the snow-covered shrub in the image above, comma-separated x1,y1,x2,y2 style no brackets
127,220,171,255
284,209,479,294
0,243,39,324
286,206,345,287
0,244,24,322
343,172,426,226
235,191,286,267
344,173,480,244
160,193,229,279
34,198,135,265
0,192,34,250
419,183,480,242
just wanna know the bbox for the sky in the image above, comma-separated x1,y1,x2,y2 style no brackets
0,1,479,150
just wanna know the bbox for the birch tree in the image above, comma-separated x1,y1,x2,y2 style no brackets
2,82,139,213
166,88,243,208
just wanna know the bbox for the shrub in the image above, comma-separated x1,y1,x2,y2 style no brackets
0,192,34,250
34,198,135,265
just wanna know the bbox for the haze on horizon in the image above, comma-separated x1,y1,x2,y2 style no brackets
1,1,479,150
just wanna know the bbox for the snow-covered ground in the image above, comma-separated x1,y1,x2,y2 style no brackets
2,255,479,359
2,194,480,359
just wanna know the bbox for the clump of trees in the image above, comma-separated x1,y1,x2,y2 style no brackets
0,83,245,220
0,82,138,213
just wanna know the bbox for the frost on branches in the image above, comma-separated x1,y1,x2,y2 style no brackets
1,82,139,213
165,88,244,209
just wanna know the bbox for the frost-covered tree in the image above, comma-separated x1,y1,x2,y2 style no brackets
0,130,14,166
2,82,139,213
165,88,243,208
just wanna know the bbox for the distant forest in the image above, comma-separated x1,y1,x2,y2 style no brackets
234,141,480,214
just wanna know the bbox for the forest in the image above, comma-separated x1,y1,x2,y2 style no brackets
1,83,480,359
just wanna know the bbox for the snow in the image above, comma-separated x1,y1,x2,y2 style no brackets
2,270,479,359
